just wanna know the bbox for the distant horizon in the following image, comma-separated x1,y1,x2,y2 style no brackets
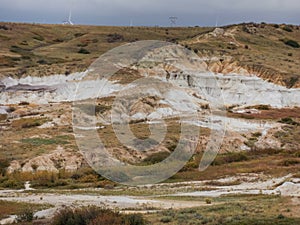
0,20,299,28
1,0,299,28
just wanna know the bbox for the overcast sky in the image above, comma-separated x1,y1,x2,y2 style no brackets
0,0,299,26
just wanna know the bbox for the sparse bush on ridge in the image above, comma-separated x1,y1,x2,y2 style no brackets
283,39,300,48
107,33,124,43
282,25,293,32
0,25,9,30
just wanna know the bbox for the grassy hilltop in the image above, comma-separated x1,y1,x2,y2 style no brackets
0,22,299,87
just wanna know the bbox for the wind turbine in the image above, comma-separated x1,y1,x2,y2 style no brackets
169,16,178,27
215,15,219,28
68,10,74,25
63,10,74,25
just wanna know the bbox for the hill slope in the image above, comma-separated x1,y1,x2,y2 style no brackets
0,22,300,88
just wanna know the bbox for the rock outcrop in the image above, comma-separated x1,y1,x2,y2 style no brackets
7,146,84,174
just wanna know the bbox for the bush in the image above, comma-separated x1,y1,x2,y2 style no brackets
212,152,249,166
12,118,48,129
16,207,34,222
285,77,298,88
160,216,172,223
33,35,45,41
282,26,293,32
0,178,23,189
279,159,300,167
123,214,146,225
37,59,48,64
142,152,170,165
273,24,280,28
52,206,146,225
205,198,212,204
78,48,90,54
284,40,300,48
0,25,9,30
107,33,124,43
279,117,299,125
256,105,271,110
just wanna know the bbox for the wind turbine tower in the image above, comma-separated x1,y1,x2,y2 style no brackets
68,10,74,25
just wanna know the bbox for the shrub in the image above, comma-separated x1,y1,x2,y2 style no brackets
285,76,298,88
252,132,262,138
31,171,58,188
33,35,45,41
78,48,90,54
142,152,170,165
279,159,300,167
123,214,146,225
52,206,146,225
160,216,172,223
279,117,299,125
273,24,280,28
79,174,99,183
282,26,293,32
0,178,23,189
0,25,9,30
16,207,34,222
37,59,48,64
19,101,29,105
107,33,124,43
212,152,249,166
12,118,48,129
256,105,271,110
205,198,212,204
284,40,300,48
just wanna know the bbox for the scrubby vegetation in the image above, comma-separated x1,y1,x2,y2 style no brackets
52,206,146,225
21,136,70,146
0,200,47,220
283,39,300,48
107,33,125,43
11,117,49,129
146,195,300,225
78,48,90,54
0,166,110,189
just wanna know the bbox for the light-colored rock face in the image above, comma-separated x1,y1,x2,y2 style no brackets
0,68,299,109
7,146,84,174
6,160,21,174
